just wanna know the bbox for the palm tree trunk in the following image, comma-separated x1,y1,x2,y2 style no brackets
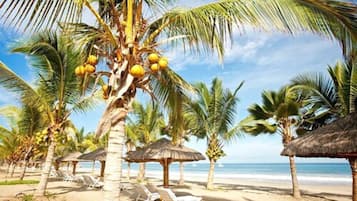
20,146,33,180
35,140,56,196
137,163,146,182
178,162,184,185
127,162,131,180
349,158,357,201
289,156,301,198
19,160,29,180
103,119,126,201
206,159,215,189
10,163,16,177
5,162,12,180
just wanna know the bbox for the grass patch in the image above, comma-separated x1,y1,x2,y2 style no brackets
0,180,39,185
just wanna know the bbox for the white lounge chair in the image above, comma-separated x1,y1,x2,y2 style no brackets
82,175,104,188
135,184,160,201
157,188,202,201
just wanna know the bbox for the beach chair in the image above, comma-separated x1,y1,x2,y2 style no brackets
146,183,159,193
157,188,202,201
135,184,160,201
82,175,104,188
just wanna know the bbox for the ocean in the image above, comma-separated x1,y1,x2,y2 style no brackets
78,162,352,185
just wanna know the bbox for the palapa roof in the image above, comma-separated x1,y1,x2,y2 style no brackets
78,148,106,161
126,138,205,162
56,151,85,162
281,112,357,158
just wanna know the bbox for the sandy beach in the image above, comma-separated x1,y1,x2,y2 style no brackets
0,165,351,201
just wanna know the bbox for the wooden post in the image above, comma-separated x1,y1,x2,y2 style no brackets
349,158,357,201
92,160,95,174
100,161,106,177
161,158,172,188
72,161,78,175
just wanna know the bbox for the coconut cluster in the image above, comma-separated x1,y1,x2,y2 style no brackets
129,53,168,78
75,55,98,76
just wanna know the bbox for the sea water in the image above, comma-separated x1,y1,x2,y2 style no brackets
78,162,351,185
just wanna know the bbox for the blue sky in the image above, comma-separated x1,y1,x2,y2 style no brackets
0,2,349,164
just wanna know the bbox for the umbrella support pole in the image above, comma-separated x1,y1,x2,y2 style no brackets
349,158,357,201
160,158,172,188
100,161,106,177
72,161,78,175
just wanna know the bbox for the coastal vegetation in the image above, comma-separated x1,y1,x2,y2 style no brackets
0,0,356,201
185,78,243,189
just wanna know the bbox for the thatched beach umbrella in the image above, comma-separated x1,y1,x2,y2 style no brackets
78,148,107,177
281,112,357,201
126,138,205,188
56,151,85,175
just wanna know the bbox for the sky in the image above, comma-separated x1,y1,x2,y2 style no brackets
0,1,349,164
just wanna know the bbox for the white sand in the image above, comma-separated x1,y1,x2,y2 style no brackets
0,166,352,201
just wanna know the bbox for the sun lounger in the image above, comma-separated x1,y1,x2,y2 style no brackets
82,175,104,188
135,184,160,201
157,188,202,201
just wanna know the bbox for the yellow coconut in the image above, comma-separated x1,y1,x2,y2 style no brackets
79,65,86,75
87,55,98,65
75,67,81,76
150,63,159,73
102,85,109,93
130,64,145,78
158,57,168,69
85,64,96,74
148,53,160,63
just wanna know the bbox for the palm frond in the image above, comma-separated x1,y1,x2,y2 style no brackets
0,0,84,32
0,61,49,111
146,0,357,60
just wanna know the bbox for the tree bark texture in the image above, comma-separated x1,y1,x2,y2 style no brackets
103,119,126,201
206,159,215,189
35,140,56,196
179,162,184,185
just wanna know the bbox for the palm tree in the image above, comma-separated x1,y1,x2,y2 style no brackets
128,101,165,182
1,1,357,200
0,32,96,195
241,87,302,198
291,58,357,132
153,68,194,185
186,78,243,189
0,105,44,180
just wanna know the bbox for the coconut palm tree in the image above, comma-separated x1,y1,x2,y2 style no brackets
185,78,243,189
128,101,165,181
291,58,357,132
153,67,194,185
241,87,302,198
0,105,44,180
0,32,96,195
1,1,357,200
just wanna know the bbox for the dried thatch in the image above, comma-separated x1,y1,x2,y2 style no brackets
126,138,205,188
281,112,357,158
56,151,85,162
126,138,205,162
78,148,106,161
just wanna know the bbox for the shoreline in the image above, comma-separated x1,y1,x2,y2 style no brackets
0,166,352,201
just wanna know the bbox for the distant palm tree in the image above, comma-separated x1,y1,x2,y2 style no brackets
186,78,243,189
0,32,96,195
1,1,357,200
291,58,357,132
0,105,44,180
241,87,302,198
154,70,194,185
128,101,165,182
